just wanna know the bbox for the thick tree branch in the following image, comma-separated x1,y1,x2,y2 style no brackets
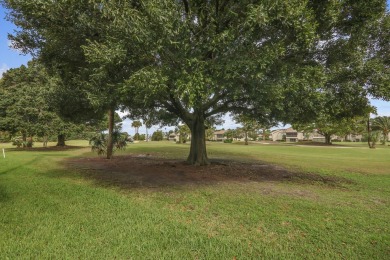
203,91,227,110
160,100,177,114
205,97,250,117
183,0,190,15
167,91,192,121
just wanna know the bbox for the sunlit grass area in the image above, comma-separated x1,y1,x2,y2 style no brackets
0,140,389,259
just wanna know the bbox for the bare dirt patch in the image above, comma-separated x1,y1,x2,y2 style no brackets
64,154,354,189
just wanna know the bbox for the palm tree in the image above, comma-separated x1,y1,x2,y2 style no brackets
372,116,390,145
131,120,142,140
143,118,153,142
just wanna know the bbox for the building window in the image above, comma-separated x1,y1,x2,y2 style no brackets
286,133,297,137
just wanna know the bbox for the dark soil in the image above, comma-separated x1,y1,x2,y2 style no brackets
64,154,354,189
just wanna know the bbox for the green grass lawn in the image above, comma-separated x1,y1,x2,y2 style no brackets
0,140,389,259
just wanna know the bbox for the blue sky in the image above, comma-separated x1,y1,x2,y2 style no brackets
1,3,389,135
0,7,30,72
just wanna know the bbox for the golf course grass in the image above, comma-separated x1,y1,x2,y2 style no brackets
0,140,389,259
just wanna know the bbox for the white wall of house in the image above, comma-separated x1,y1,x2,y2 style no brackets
286,132,304,142
285,127,304,142
344,134,363,142
213,131,226,141
271,130,285,141
168,133,177,142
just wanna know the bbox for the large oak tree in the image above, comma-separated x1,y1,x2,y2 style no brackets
122,0,388,165
121,0,324,165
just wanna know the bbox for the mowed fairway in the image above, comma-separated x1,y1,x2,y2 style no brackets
0,141,389,259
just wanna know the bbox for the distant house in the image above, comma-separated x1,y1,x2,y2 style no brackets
169,131,192,142
271,127,373,143
344,134,363,142
213,130,226,141
168,133,177,141
285,128,305,142
271,128,310,142
271,129,286,141
312,132,366,142
311,131,326,142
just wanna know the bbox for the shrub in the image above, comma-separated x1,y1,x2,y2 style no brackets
25,138,34,147
152,130,163,141
89,131,127,155
223,139,233,143
89,133,107,155
114,136,127,151
138,134,146,141
12,137,23,148
0,131,11,142
11,137,34,148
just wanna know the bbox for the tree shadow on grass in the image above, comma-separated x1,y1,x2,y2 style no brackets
0,156,44,175
58,154,355,191
0,184,10,202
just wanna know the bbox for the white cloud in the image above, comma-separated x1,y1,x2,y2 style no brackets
0,63,9,78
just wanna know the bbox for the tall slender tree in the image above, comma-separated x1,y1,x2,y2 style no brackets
233,115,261,145
131,120,142,140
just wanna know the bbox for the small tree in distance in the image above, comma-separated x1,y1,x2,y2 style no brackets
89,130,127,156
151,130,164,141
131,121,142,140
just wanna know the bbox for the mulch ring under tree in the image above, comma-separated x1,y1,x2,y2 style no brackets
63,154,354,189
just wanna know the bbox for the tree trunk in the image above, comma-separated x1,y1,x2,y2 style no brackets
22,131,27,148
106,108,114,159
325,134,332,145
187,113,209,166
263,128,266,141
135,127,139,140
43,136,48,147
26,136,33,147
245,131,248,145
56,134,66,146
367,118,374,148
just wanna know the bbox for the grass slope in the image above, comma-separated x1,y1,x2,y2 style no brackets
0,140,389,259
